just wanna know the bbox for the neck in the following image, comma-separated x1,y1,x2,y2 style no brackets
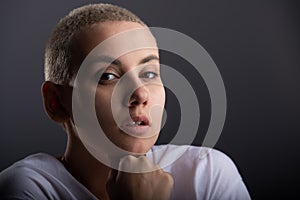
61,122,110,200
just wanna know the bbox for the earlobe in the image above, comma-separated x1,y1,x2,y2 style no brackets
41,81,70,123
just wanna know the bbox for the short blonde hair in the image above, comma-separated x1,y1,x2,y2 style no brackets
44,3,145,84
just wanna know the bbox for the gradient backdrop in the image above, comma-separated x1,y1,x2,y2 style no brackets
0,0,299,199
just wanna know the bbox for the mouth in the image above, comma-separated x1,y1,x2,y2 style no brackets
126,115,150,127
121,115,152,137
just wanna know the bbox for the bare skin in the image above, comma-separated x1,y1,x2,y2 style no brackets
42,21,174,199
107,155,174,200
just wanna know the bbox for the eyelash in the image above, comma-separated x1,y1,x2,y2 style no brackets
98,71,159,84
100,73,118,81
140,71,159,79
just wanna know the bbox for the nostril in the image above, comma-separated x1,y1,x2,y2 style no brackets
129,99,139,106
128,86,149,107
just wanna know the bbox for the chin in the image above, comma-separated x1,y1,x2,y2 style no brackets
117,135,158,154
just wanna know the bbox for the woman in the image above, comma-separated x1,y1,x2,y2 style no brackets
0,4,250,200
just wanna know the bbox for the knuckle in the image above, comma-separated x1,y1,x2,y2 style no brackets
119,155,137,171
163,172,174,185
137,155,149,162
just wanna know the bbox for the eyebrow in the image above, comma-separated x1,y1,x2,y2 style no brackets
138,55,160,65
89,54,159,67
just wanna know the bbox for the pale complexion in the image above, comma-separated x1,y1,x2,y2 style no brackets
42,21,173,199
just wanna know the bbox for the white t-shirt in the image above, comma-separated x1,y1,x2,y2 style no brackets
0,145,251,200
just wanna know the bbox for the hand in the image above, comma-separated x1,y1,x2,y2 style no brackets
106,155,174,200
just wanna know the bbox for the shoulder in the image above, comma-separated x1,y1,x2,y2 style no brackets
0,153,97,200
151,145,251,199
151,144,235,168
196,146,241,175
188,146,251,199
0,153,64,199
150,144,241,179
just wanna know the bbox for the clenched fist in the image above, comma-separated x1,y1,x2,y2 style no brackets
106,155,174,200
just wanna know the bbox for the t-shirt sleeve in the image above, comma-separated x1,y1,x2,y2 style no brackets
196,149,251,200
0,165,50,200
0,153,98,200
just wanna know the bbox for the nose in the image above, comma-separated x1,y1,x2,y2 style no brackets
128,86,149,107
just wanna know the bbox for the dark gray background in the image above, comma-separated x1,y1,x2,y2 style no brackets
1,0,299,199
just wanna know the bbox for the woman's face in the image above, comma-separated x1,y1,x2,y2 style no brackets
74,21,165,154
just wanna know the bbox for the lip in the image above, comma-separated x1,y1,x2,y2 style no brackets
130,115,150,126
121,125,150,137
120,114,151,137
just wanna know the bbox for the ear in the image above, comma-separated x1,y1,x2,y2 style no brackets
41,81,70,123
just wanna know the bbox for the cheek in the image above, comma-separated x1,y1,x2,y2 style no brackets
95,88,114,122
148,86,166,123
152,86,166,105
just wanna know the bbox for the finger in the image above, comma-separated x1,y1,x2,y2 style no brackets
119,155,137,172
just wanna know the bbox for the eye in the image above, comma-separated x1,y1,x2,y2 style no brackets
99,73,118,82
140,71,159,79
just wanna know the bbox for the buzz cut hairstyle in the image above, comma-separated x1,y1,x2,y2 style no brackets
44,3,146,85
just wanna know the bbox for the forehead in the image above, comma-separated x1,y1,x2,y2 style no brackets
73,21,157,59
